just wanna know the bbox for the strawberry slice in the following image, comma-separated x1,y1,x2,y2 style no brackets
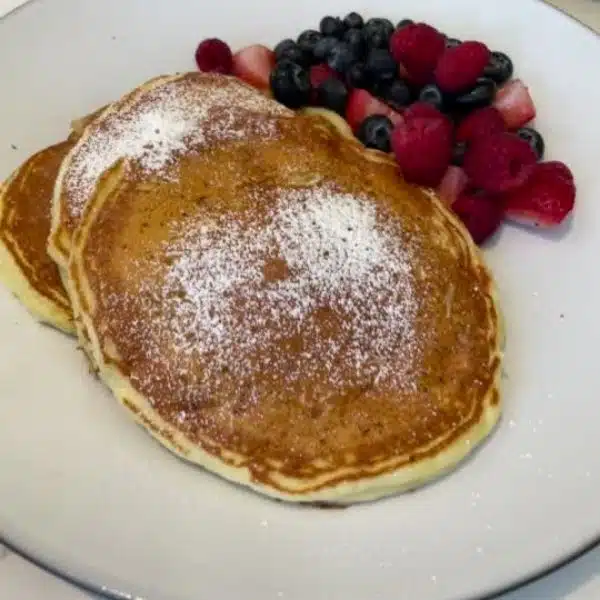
453,192,504,245
437,166,470,206
493,79,536,130
504,161,576,227
346,89,403,133
232,44,275,90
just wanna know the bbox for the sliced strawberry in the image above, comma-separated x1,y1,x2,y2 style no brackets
345,89,403,133
493,79,536,130
504,161,576,228
453,192,504,245
232,44,275,90
437,166,470,206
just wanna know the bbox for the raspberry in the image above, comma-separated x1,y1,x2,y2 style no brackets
195,38,233,74
309,64,339,89
463,132,537,193
434,41,490,93
389,23,446,86
452,192,504,245
391,116,452,187
456,107,505,144
403,101,448,123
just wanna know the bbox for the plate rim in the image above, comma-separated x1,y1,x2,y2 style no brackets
1,0,599,598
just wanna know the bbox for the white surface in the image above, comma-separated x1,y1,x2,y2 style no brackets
1,0,600,599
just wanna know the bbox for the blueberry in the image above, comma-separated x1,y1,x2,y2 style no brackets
313,36,338,62
346,61,369,88
453,77,496,111
396,18,414,29
365,48,397,83
483,51,513,85
274,39,297,61
326,41,357,73
343,27,366,58
445,37,462,49
451,141,467,166
364,18,394,49
418,83,446,111
357,115,394,152
516,127,545,160
297,29,323,61
316,77,349,115
343,12,364,30
379,79,412,110
275,40,310,67
270,60,311,108
320,16,345,38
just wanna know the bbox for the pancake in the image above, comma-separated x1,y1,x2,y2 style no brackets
0,108,108,334
68,72,502,504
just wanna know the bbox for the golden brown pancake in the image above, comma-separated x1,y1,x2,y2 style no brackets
68,72,502,504
0,140,76,332
0,108,107,334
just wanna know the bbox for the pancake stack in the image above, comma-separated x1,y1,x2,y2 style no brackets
0,71,503,504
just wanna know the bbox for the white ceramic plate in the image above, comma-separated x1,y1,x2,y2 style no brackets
0,1,599,599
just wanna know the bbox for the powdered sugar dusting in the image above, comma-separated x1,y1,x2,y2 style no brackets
128,184,422,396
64,74,289,220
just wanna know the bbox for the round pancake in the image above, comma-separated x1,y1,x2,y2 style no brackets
0,107,109,334
0,141,76,333
49,73,288,272
69,75,502,504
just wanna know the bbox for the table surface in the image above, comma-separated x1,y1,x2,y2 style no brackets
1,0,599,598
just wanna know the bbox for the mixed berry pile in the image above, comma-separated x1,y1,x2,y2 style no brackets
194,14,576,245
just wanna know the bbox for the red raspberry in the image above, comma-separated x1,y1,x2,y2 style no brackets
389,23,446,86
463,132,537,193
195,38,233,74
434,41,490,93
452,192,504,245
403,101,448,123
309,64,339,89
456,107,505,144
391,116,453,187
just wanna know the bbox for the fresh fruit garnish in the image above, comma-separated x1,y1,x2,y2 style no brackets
232,44,275,89
343,11,364,29
343,27,366,57
483,51,514,85
363,17,395,49
315,77,349,115
504,161,575,228
195,38,233,74
391,116,453,187
417,84,446,112
453,77,496,111
297,29,323,57
463,132,537,193
493,79,536,129
270,60,311,108
452,192,504,245
320,15,345,38
274,39,308,67
437,166,470,206
346,62,369,89
365,48,397,83
456,106,505,143
309,64,339,90
403,102,449,124
379,79,412,111
515,127,545,161
396,18,414,29
357,115,394,152
389,22,446,86
345,88,403,132
451,141,468,166
434,41,490,93
326,40,358,74
313,36,339,62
